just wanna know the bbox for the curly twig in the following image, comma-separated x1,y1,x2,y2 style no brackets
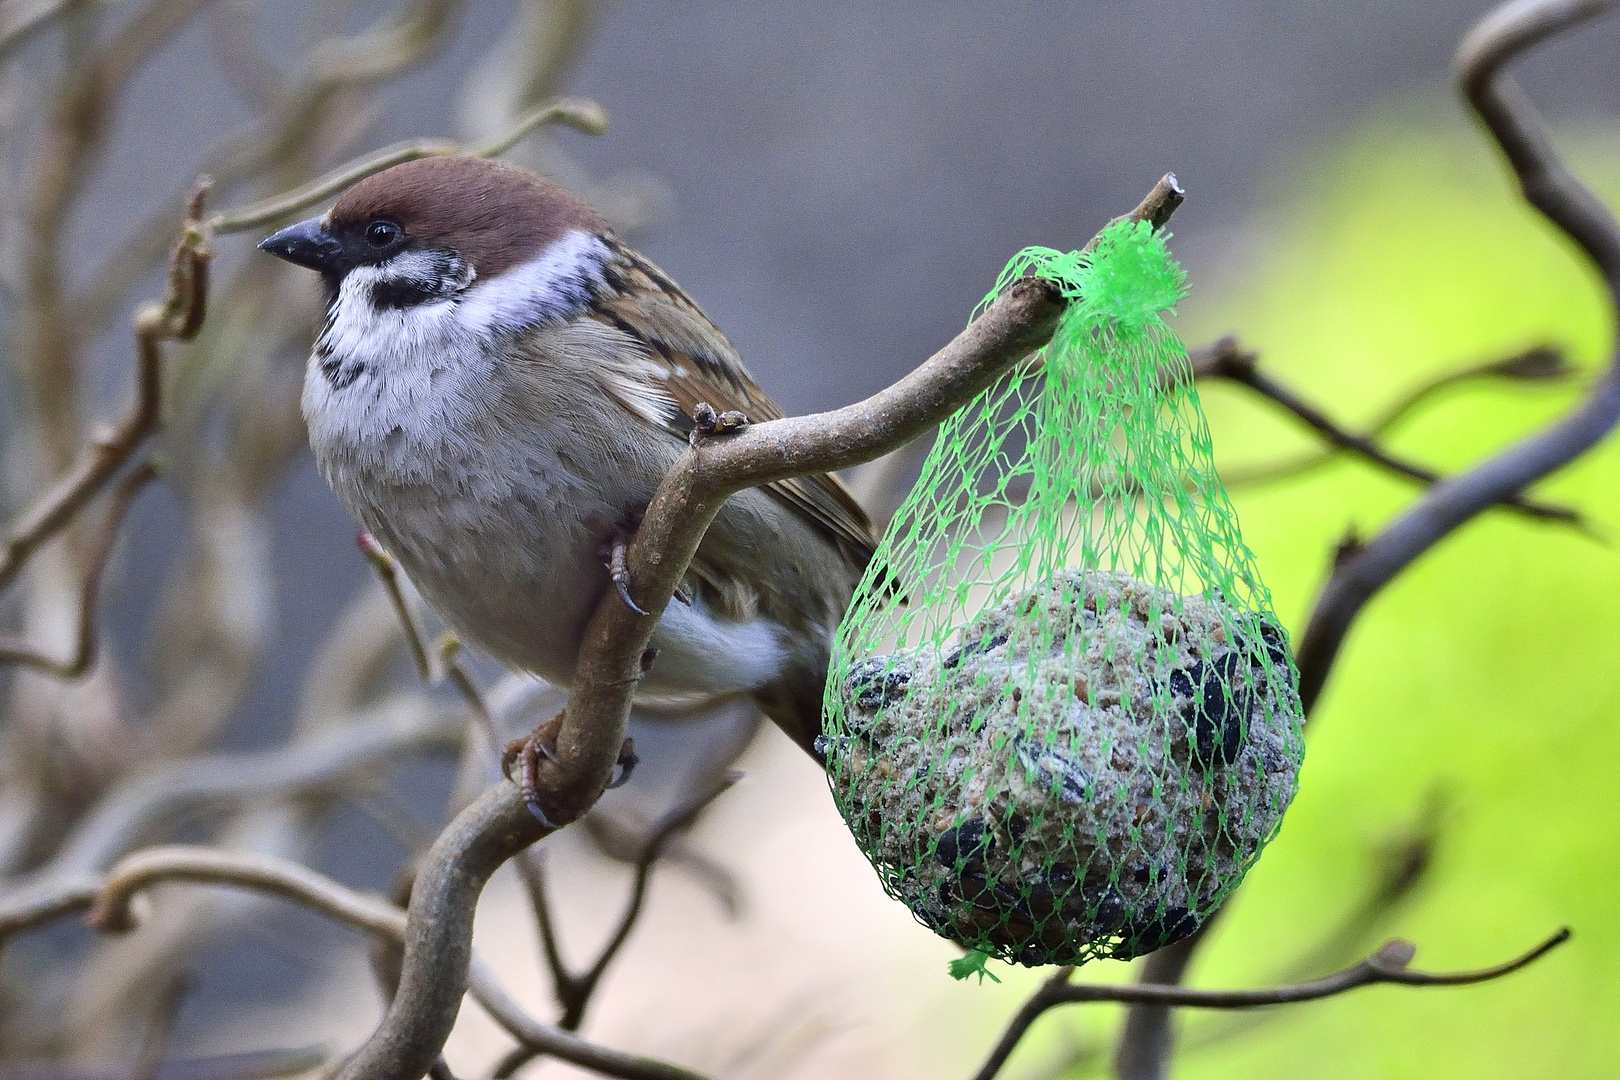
25,696,460,881
1190,335,1586,527
209,96,609,235
1295,0,1620,713
494,772,740,1078
1214,344,1573,489
0,182,210,595
3,845,709,1080
0,462,155,676
976,931,1568,1080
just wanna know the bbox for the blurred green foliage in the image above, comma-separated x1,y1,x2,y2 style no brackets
1082,107,1620,1078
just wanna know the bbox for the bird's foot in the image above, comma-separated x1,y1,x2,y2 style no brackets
501,714,564,829
500,715,641,827
604,537,649,616
690,402,750,445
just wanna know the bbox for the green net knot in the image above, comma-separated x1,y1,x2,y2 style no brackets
948,948,1002,984
1077,218,1188,327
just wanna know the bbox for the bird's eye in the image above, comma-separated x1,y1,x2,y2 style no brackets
365,220,403,248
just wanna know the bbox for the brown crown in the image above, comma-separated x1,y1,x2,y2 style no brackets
328,156,605,279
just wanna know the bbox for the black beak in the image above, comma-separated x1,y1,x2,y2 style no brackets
258,217,345,272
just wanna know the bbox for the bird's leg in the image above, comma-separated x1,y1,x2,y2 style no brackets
501,715,641,826
502,712,564,829
690,401,750,445
603,537,649,616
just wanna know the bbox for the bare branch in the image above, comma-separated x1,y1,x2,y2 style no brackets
0,462,155,676
975,931,1569,1080
467,958,712,1080
357,533,432,682
1215,344,1574,489
327,176,1180,1080
5,845,707,1080
209,96,610,235
28,696,460,880
0,182,210,594
1190,335,1586,527
1296,0,1620,714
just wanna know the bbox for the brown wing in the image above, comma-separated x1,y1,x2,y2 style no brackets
587,238,876,567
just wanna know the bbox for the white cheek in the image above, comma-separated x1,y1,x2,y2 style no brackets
302,272,490,467
454,230,609,338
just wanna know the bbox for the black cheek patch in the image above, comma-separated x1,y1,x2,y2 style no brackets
371,276,450,310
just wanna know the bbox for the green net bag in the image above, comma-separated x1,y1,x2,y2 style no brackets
818,220,1305,972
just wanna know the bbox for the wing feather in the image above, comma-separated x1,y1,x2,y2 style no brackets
588,239,876,567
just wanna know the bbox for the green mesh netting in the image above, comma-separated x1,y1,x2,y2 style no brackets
818,219,1305,972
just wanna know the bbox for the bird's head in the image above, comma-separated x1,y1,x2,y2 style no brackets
258,156,608,327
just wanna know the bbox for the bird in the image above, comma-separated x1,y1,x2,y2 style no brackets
258,155,875,821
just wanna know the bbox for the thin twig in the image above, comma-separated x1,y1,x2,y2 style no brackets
1214,344,1574,489
131,973,190,1080
328,176,1181,1080
492,774,740,1079
36,845,704,1080
974,931,1569,1080
357,531,493,734
1295,0,1620,714
0,462,155,676
23,696,460,881
357,533,431,682
467,958,712,1080
209,96,609,235
0,182,210,595
1191,336,1585,526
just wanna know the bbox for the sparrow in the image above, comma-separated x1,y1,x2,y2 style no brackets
258,156,875,813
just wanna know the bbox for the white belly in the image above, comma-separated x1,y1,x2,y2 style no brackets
301,315,787,697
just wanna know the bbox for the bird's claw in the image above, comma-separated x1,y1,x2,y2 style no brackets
500,724,640,826
501,717,563,829
608,737,639,789
606,538,649,616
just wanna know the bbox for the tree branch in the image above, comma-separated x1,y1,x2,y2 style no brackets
0,462,156,676
1190,335,1586,527
493,772,740,1079
1295,0,1620,714
327,175,1183,1080
1116,4,1620,1075
0,181,210,595
208,96,609,235
1214,344,1574,489
975,930,1569,1080
3,845,710,1080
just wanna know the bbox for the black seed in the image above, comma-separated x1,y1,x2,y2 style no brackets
959,872,994,910
1175,654,1251,767
1257,615,1292,666
1017,941,1050,967
1006,813,1030,842
994,883,1033,921
1023,879,1058,921
1091,888,1128,932
935,819,994,874
943,630,1009,669
1015,738,1092,805
1117,906,1201,957
845,656,911,710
